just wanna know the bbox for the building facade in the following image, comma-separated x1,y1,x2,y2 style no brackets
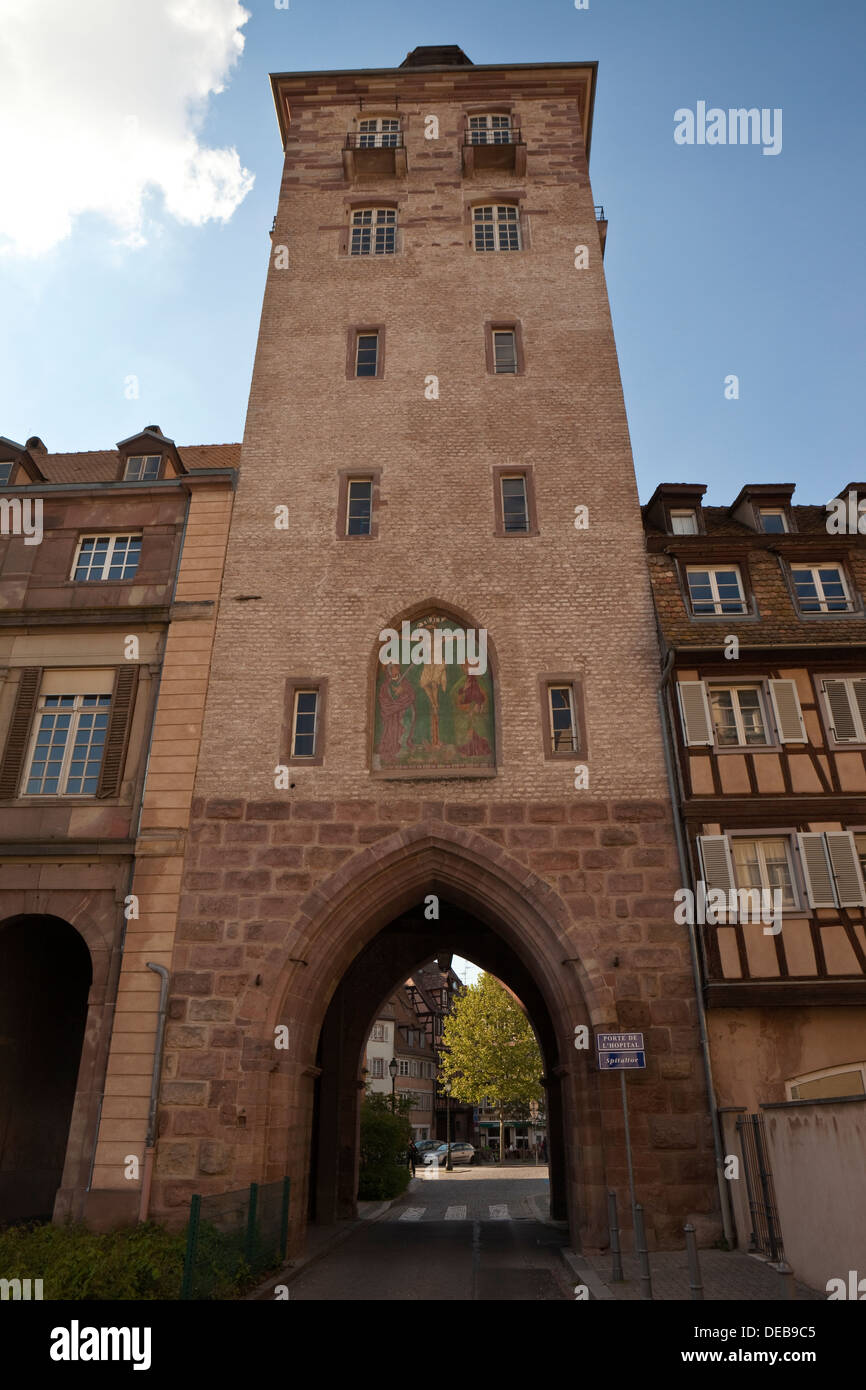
363,983,437,1139
0,430,237,1227
125,45,720,1253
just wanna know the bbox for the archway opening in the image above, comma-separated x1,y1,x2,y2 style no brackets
0,915,92,1225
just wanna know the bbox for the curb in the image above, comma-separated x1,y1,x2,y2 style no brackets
560,1248,615,1301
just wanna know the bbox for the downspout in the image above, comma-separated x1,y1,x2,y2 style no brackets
139,962,170,1222
658,646,735,1246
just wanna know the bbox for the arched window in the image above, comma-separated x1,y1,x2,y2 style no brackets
473,204,521,253
350,207,397,256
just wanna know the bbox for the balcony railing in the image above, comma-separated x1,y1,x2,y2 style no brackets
462,126,526,176
343,131,407,181
465,126,522,146
344,132,405,151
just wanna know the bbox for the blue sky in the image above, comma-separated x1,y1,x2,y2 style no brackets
1,0,863,504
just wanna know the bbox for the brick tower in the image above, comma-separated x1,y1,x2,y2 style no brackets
139,47,720,1250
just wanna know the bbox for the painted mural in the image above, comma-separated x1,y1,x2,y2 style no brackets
372,615,495,772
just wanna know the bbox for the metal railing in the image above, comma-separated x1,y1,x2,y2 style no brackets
181,1178,291,1300
595,205,606,221
345,132,404,150
464,127,523,146
736,1114,784,1260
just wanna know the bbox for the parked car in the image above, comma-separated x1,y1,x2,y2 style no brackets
423,1142,475,1167
414,1139,442,1154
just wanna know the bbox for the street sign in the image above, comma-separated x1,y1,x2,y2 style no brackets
598,1050,646,1070
596,1031,644,1052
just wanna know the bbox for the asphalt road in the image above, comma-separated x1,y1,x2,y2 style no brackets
288,1166,573,1301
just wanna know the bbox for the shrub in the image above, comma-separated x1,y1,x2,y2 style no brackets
358,1093,412,1202
0,1222,186,1301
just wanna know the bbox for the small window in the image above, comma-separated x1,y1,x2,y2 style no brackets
358,117,400,149
473,204,521,252
759,507,787,533
350,207,397,256
72,535,142,582
291,690,319,758
398,1059,410,1077
0,462,13,486
788,1066,865,1101
468,114,512,145
548,686,577,754
492,329,518,374
791,563,852,613
371,1022,385,1041
686,566,747,615
124,455,161,482
731,837,797,909
708,686,769,747
369,1057,384,1079
23,692,112,796
355,333,379,378
346,479,373,536
501,476,529,533
670,509,698,535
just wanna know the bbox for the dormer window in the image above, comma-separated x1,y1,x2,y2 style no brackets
124,454,161,482
758,507,787,533
0,462,13,486
670,509,698,535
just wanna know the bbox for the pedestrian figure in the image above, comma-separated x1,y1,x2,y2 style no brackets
407,1138,417,1176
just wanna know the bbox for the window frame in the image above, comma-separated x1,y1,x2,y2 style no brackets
467,113,513,146
539,674,585,762
336,468,381,540
21,690,113,798
71,533,143,583
492,465,537,538
123,454,162,482
669,509,698,535
282,677,327,767
349,206,398,257
790,561,854,615
356,116,401,149
786,1063,866,1102
819,674,866,747
346,325,385,380
685,564,748,616
472,203,522,253
758,507,788,534
706,682,772,750
728,833,800,911
484,319,525,376
0,462,14,486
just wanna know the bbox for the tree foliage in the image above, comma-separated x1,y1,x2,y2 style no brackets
438,973,543,1118
358,1093,413,1200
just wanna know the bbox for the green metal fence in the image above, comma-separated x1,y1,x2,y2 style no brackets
181,1178,291,1300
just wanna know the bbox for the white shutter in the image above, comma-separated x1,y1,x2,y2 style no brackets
852,679,866,739
698,835,736,894
797,833,837,908
768,679,806,743
825,831,866,908
823,679,858,742
677,681,713,746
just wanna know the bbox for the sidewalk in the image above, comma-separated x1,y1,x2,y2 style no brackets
564,1248,824,1301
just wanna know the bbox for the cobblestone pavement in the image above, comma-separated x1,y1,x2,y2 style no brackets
581,1249,824,1301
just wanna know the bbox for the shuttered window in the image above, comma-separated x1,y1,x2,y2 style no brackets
697,835,736,895
796,831,866,909
677,681,713,745
0,667,42,798
679,679,804,746
699,834,798,908
821,677,866,743
767,680,807,742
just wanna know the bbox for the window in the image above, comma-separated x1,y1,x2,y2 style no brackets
369,1057,384,1079
468,114,512,145
731,837,797,909
473,204,521,252
346,479,373,536
548,686,577,754
709,686,769,746
492,329,518,374
686,566,747,615
350,207,397,256
0,462,13,486
410,1061,419,1078
358,117,400,149
501,476,528,533
670,509,698,535
759,508,787,533
355,333,379,377
124,454,161,482
821,677,866,743
72,535,142,582
371,1022,385,1041
398,1059,410,1077
791,564,852,613
798,831,866,908
291,690,319,758
23,692,112,796
788,1066,866,1102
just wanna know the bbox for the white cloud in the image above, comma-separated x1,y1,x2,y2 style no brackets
0,0,254,256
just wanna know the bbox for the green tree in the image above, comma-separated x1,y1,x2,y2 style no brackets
439,973,543,1163
358,1093,413,1200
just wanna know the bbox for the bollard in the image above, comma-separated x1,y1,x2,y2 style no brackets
608,1191,624,1282
634,1203,653,1300
684,1223,704,1300
775,1261,795,1299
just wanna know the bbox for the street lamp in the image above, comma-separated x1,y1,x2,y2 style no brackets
389,1056,398,1112
444,1079,453,1171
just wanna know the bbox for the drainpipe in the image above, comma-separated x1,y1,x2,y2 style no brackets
139,962,170,1222
658,647,735,1247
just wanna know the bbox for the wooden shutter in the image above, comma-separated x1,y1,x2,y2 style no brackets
0,667,42,798
677,681,713,746
797,833,837,908
823,679,858,742
698,835,736,894
768,679,806,743
851,679,866,738
96,665,139,799
825,831,866,908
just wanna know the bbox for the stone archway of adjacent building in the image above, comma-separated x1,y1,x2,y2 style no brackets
0,914,93,1226
257,825,614,1253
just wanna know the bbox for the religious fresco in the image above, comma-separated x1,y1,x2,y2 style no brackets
372,615,495,772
